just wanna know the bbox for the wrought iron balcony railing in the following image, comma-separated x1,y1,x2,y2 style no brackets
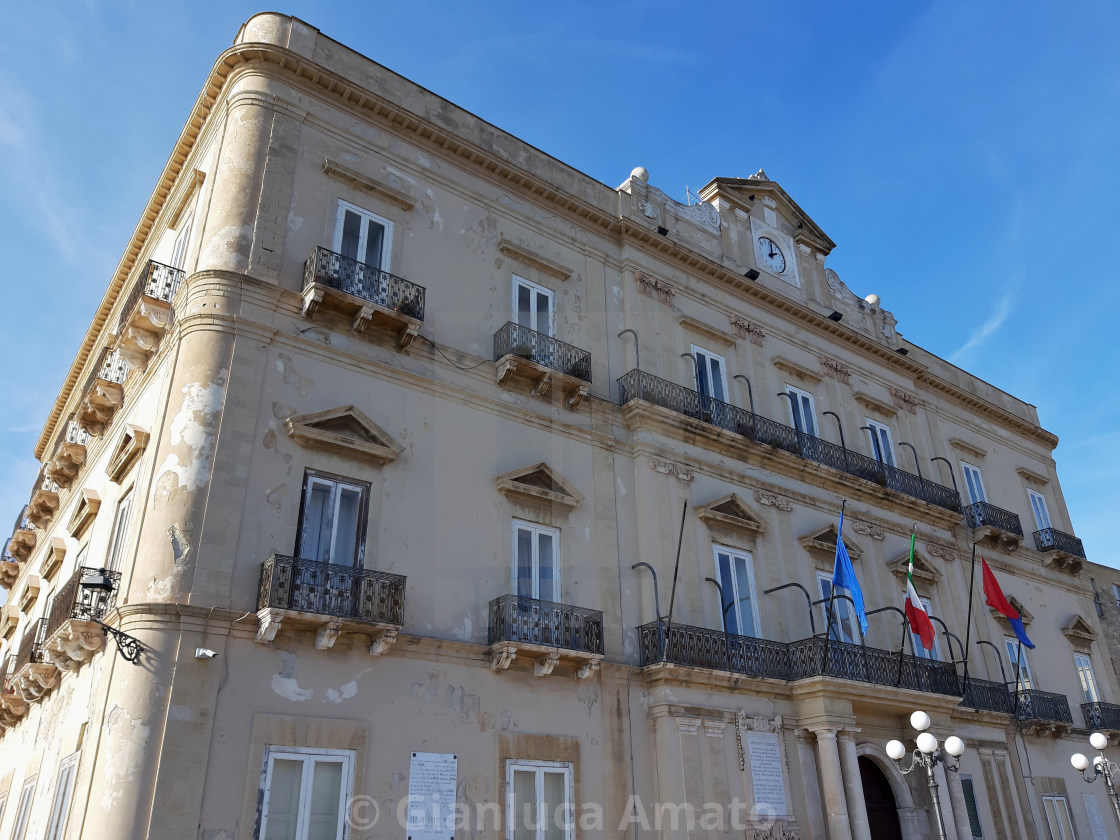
637,620,790,680
1016,689,1073,724
1033,528,1086,559
1083,702,1120,730
258,554,406,627
963,501,1023,536
488,595,603,655
117,260,185,333
303,246,426,321
617,369,961,513
43,567,121,643
81,347,130,398
14,618,48,674
786,636,962,696
0,654,12,693
493,322,592,383
961,677,1015,714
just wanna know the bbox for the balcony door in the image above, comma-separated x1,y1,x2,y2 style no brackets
334,200,392,272
1074,653,1100,703
1028,490,1052,531
818,572,860,644
864,419,895,467
298,472,368,567
513,520,559,602
690,345,728,403
513,276,554,337
961,462,986,505
1004,638,1033,690
785,385,817,437
713,547,758,637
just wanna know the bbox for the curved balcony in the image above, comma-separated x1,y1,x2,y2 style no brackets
8,507,36,561
45,417,91,489
116,259,184,369
26,469,61,529
493,322,592,409
39,567,120,671
1083,701,1120,731
488,594,603,678
10,617,56,700
78,347,131,436
0,654,26,727
1015,689,1073,736
1033,527,1086,571
964,501,1024,551
0,541,17,589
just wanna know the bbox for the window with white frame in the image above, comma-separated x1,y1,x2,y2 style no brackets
513,521,559,602
168,208,194,271
713,546,759,637
785,385,817,437
818,572,860,645
864,419,896,467
907,594,940,661
961,462,986,505
10,776,36,840
1113,584,1120,609
298,472,369,567
959,775,983,837
44,752,80,840
334,200,392,271
513,275,554,337
1027,490,1052,532
1075,653,1100,703
105,489,133,572
1041,795,1075,840
0,793,6,831
690,345,728,403
506,760,574,840
259,747,355,840
1004,638,1033,690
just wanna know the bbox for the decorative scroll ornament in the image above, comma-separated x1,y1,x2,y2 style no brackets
889,387,919,414
731,315,765,346
852,521,885,540
754,490,793,512
747,824,801,840
650,457,693,482
818,356,852,385
635,271,675,304
926,543,958,562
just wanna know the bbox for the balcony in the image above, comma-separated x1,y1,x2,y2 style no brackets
964,501,1024,551
7,507,36,562
77,347,131,436
256,554,406,654
10,617,56,700
786,636,962,696
1015,689,1073,736
116,259,184,368
45,417,91,488
1083,701,1120,732
1033,527,1086,571
488,595,604,678
301,247,425,347
0,541,17,589
961,678,1015,715
0,654,26,728
26,469,61,528
493,322,592,409
617,370,961,514
38,567,120,671
637,620,789,681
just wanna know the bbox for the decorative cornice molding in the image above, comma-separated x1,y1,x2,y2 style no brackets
949,437,987,460
926,543,958,563
754,490,793,513
498,239,572,281
851,521,885,540
853,391,898,418
678,314,736,346
322,158,417,210
1016,466,1049,486
772,356,823,385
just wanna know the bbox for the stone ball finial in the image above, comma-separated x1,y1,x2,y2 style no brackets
864,293,881,308
630,166,649,183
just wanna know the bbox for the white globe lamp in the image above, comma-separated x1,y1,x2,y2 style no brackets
886,740,907,761
916,732,939,755
910,710,931,732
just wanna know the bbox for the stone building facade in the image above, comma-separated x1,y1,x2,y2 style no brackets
0,13,1115,840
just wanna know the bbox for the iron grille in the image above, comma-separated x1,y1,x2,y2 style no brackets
1033,528,1086,559
14,617,49,672
303,246,426,321
488,595,603,654
493,322,592,383
64,417,91,447
1083,701,1120,730
116,259,184,333
0,654,12,693
80,346,131,399
637,620,790,680
961,678,1015,714
258,554,406,626
1016,689,1073,724
44,567,121,642
786,636,962,696
13,505,35,535
963,501,1024,536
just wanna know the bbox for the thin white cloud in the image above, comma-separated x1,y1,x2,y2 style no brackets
949,292,1013,364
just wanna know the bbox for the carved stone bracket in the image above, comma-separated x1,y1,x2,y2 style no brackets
575,660,601,680
398,323,419,349
117,326,160,368
926,544,958,563
534,651,560,677
530,373,553,400
890,387,919,414
747,823,802,840
369,629,398,656
635,271,674,304
819,356,852,385
349,305,375,334
566,385,590,410
730,315,765,346
314,623,342,650
255,608,283,643
491,643,517,671
754,490,793,512
650,457,693,482
852,521,885,540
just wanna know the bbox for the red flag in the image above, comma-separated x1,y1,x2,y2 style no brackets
982,557,1035,649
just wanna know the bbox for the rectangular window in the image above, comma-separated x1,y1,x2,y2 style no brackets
909,595,941,661
259,747,354,840
105,490,133,572
785,384,817,437
10,777,36,840
506,760,573,840
818,573,859,645
864,419,896,467
45,753,80,840
513,521,560,602
961,462,986,505
298,472,369,567
960,775,983,837
1075,653,1100,704
512,275,554,337
169,211,194,271
690,345,728,403
1041,795,1075,840
714,547,758,637
333,200,392,271
1113,584,1120,609
1027,490,1052,531
1005,638,1034,690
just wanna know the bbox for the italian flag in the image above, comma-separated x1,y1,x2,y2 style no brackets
904,533,936,651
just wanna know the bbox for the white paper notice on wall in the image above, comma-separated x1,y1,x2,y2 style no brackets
1082,792,1108,840
407,752,458,840
746,731,788,816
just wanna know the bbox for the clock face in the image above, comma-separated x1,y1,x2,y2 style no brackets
757,237,786,273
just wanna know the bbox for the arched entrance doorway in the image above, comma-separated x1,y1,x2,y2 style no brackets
859,756,903,840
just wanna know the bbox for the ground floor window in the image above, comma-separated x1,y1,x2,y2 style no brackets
1041,794,1075,840
960,775,983,837
44,753,80,840
10,777,36,840
507,760,573,840
259,747,354,840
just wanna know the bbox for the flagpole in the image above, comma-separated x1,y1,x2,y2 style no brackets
1011,639,1024,719
821,500,846,670
961,541,979,701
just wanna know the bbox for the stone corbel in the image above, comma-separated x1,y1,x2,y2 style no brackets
534,651,560,677
314,622,342,650
137,299,171,331
117,326,159,367
566,384,590,411
530,373,553,399
47,647,80,672
491,643,517,671
26,663,59,693
301,285,325,318
575,659,601,680
369,629,398,656
349,305,374,334
496,357,520,385
80,402,115,436
398,323,419,349
255,609,283,643
0,694,28,718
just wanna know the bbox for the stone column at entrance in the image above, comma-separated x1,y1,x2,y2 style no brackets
935,760,968,840
837,730,872,840
812,728,854,840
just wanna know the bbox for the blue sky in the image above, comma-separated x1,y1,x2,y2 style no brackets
0,2,1117,568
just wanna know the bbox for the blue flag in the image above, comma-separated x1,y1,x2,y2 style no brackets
831,510,868,635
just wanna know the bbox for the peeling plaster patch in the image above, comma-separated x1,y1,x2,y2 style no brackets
499,710,512,730
154,378,228,501
263,428,278,453
616,476,627,496
272,402,296,421
168,524,193,566
287,213,303,234
421,189,443,231
201,831,235,840
577,683,600,716
410,672,480,724
201,224,253,267
584,526,590,541
449,614,473,642
325,681,358,704
272,651,313,702
100,705,150,811
276,353,314,396
266,485,287,513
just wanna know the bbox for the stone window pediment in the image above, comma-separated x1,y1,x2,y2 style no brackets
696,493,766,536
68,488,102,538
495,462,582,511
888,548,942,584
286,406,401,464
801,524,862,562
772,356,823,386
107,424,150,483
1061,614,1097,643
991,595,1033,626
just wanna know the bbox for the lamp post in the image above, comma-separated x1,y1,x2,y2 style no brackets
1071,732,1120,827
886,710,965,840
78,569,144,663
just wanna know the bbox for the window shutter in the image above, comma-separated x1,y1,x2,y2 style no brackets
960,777,983,837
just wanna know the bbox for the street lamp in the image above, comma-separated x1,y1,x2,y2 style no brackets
886,711,965,840
1071,732,1120,827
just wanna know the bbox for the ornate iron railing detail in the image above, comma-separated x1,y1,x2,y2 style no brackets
117,259,185,332
1083,702,1120,730
1016,689,1073,724
493,322,592,383
63,418,91,448
14,618,49,673
616,369,961,512
786,636,962,696
34,469,60,497
961,678,1015,714
80,346,131,398
637,621,790,680
488,595,603,654
963,501,1023,536
1033,528,1086,559
12,505,36,535
303,246,426,321
0,654,12,693
258,554,406,626
44,567,121,642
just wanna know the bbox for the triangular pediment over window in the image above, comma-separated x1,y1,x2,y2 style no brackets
68,488,101,538
107,424,149,483
495,463,582,510
801,524,863,561
991,595,1033,626
1061,614,1097,643
888,549,942,584
286,406,401,464
696,493,766,535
